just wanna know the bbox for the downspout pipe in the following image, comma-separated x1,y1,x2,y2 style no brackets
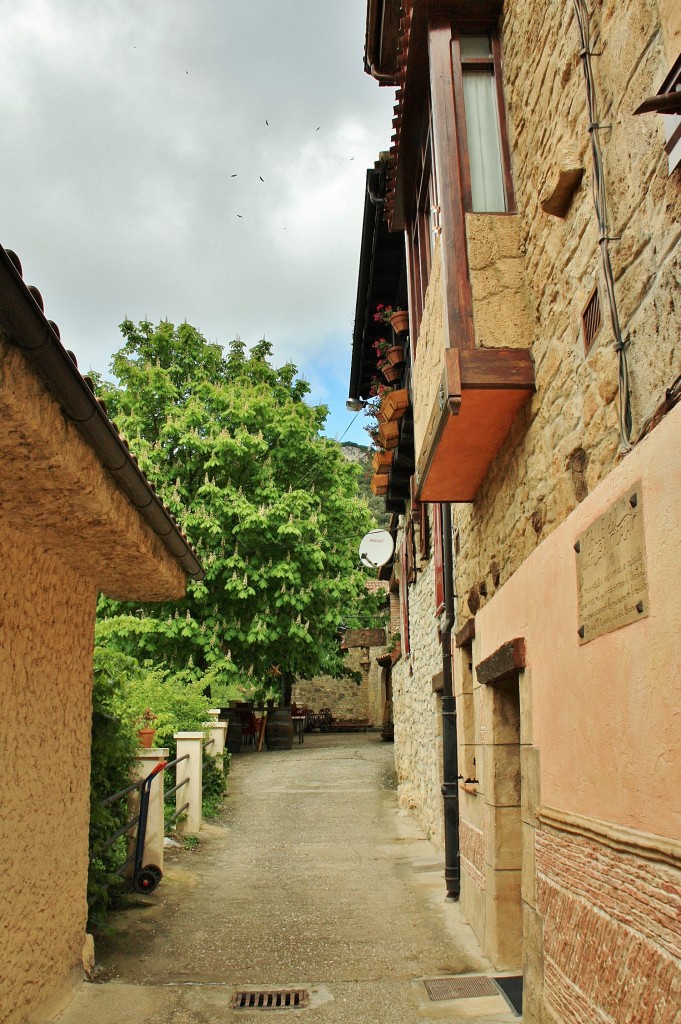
439,502,460,900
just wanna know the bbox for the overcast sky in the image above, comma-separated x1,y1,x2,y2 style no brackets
1,0,396,444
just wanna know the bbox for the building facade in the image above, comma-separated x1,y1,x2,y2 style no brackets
350,2,680,1021
0,244,202,1024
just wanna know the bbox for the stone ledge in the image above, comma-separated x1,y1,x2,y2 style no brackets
537,804,681,869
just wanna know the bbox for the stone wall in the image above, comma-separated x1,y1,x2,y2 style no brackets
293,648,383,725
453,0,680,623
392,511,445,847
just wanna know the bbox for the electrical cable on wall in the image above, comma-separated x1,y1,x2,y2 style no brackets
573,0,633,452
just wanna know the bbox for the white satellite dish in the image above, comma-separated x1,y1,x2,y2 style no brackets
359,529,394,568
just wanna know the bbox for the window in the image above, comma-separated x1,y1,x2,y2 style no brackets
408,105,440,334
452,31,514,213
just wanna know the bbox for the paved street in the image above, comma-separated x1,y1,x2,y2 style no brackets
53,734,517,1023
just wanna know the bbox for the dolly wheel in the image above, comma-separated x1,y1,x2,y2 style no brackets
145,864,163,882
134,868,160,893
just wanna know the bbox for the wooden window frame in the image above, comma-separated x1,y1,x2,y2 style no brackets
407,105,440,340
451,27,515,214
432,503,445,617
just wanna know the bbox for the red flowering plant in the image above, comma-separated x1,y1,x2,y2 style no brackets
373,304,403,326
372,336,391,362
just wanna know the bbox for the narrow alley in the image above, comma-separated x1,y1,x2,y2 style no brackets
54,735,518,1023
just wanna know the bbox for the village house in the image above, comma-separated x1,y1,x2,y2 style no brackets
0,244,203,1024
350,1,680,1021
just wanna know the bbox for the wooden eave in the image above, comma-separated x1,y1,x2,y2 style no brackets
634,53,681,115
415,347,535,502
349,159,406,400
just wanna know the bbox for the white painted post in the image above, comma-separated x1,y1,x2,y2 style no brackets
204,721,228,770
173,732,204,834
132,748,169,875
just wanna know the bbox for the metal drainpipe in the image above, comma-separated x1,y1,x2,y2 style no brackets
439,502,460,900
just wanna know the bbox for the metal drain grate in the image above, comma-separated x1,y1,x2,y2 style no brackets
231,989,309,1010
423,976,500,1001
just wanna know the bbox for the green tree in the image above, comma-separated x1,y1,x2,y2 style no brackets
97,320,379,704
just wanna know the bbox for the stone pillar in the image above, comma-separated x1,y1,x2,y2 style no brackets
133,747,169,874
174,732,204,834
204,721,228,770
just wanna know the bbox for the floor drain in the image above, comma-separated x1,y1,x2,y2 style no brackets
231,989,309,1010
423,976,500,1001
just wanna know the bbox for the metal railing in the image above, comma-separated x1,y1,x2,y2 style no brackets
162,752,190,826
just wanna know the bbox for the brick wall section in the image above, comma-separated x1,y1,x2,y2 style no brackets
460,818,486,891
453,0,681,620
536,828,681,1024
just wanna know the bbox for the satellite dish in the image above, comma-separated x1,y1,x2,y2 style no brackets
359,529,394,568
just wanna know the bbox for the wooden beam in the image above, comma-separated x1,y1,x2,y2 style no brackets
475,638,526,685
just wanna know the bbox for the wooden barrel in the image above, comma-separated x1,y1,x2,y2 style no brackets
218,708,242,754
265,706,293,750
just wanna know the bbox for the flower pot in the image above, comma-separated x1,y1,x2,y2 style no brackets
378,420,400,449
138,727,156,749
371,473,389,496
380,388,410,422
381,362,401,384
372,449,393,472
385,344,405,367
390,310,409,334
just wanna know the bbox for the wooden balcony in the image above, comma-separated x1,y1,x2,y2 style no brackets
414,347,534,502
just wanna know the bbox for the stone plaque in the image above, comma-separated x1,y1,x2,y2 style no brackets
575,482,648,644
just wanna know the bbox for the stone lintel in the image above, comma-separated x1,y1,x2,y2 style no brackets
455,618,476,648
476,638,526,685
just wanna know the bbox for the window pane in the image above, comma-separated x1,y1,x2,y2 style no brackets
460,35,491,59
462,70,506,212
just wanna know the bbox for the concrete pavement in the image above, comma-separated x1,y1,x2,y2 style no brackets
52,733,518,1023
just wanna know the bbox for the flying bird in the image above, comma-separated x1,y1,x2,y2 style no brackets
315,126,321,131
231,174,237,177
237,214,243,219
266,119,269,126
259,176,264,182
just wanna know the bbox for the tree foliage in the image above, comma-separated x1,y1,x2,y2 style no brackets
97,320,379,703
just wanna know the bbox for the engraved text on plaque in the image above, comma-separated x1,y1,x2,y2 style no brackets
575,482,649,644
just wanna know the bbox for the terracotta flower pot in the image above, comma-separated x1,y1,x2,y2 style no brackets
380,388,410,422
370,473,389,496
386,344,405,367
372,449,393,472
378,420,400,449
390,310,409,334
138,727,156,748
381,362,401,384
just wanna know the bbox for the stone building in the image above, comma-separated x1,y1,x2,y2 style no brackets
349,2,680,1021
0,244,203,1024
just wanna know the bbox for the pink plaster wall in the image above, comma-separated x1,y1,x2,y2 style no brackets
475,404,681,840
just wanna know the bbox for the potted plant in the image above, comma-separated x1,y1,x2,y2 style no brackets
379,359,401,384
373,304,409,336
385,343,406,367
136,707,158,748
371,473,389,496
379,388,410,423
372,449,393,472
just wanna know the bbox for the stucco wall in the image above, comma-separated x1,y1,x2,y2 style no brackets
453,0,680,622
473,401,681,1022
0,330,187,1020
0,523,96,1024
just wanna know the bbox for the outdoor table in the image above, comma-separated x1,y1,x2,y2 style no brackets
291,714,306,745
